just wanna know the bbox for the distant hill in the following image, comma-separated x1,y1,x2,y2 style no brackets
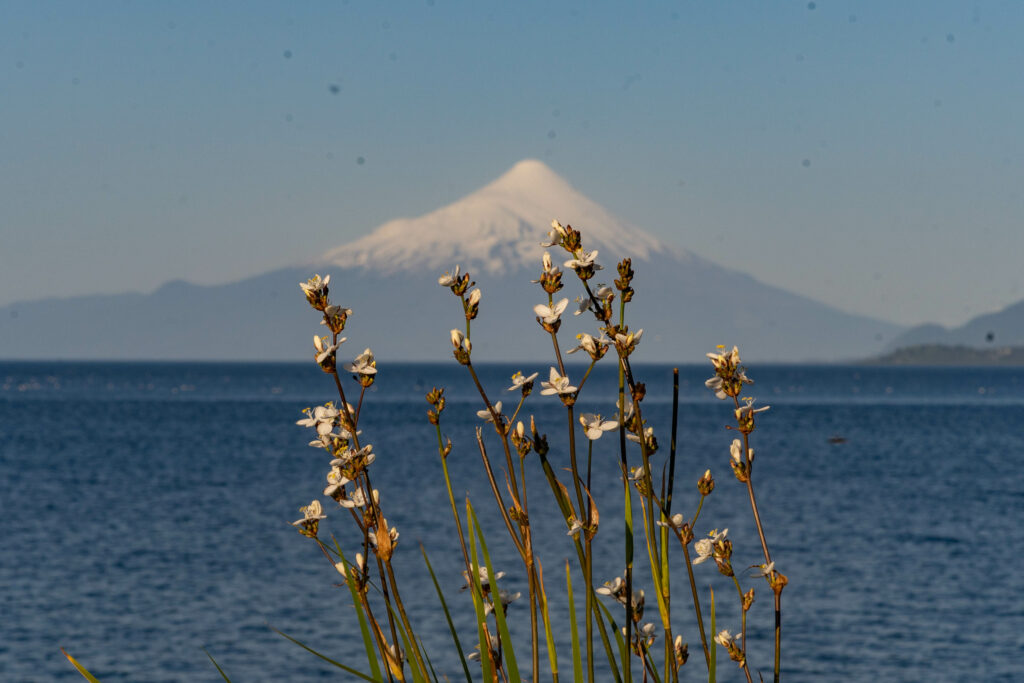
887,299,1024,350
0,160,903,362
865,343,1024,366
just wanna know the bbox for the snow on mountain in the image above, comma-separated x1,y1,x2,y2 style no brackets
320,159,675,275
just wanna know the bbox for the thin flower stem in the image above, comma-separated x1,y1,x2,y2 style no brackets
689,495,706,529
355,383,367,426
617,371,634,683
566,407,586,532
732,575,747,651
436,424,471,573
508,393,528,430
680,541,710,668
740,435,771,566
576,359,599,394
472,431,526,557
465,361,521,504
463,362,540,677
585,536,595,683
550,330,567,379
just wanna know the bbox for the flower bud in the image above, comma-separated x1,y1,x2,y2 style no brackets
697,469,715,495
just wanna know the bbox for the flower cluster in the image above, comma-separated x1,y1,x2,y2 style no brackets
705,345,750,400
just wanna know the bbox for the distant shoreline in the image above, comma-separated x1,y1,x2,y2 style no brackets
862,343,1024,366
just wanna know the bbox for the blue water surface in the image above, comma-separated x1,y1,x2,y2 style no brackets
1,362,1022,681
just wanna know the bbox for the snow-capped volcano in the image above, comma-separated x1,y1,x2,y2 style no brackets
0,159,905,361
320,159,673,275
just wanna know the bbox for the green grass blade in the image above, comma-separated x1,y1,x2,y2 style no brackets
468,500,521,682
270,627,377,682
203,648,233,682
536,559,559,681
566,560,583,683
421,544,473,683
418,633,441,683
595,598,628,676
466,503,496,683
334,541,384,682
60,649,102,683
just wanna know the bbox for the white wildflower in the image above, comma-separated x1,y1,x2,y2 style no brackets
344,348,377,375
476,401,503,423
579,413,618,440
564,249,602,271
540,367,577,396
540,219,568,247
438,265,461,287
508,371,538,391
534,298,569,324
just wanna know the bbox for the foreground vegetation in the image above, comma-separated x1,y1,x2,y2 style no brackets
66,221,788,682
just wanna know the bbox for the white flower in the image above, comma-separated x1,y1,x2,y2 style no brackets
540,367,577,395
627,426,654,444
461,567,506,591
736,399,770,420
572,296,591,316
693,528,728,564
508,371,538,391
730,438,753,464
467,288,481,306
564,249,602,271
323,467,350,497
438,265,461,287
338,487,368,509
579,413,618,440
705,375,728,400
477,401,503,423
566,517,584,537
531,252,560,282
313,335,342,364
656,512,686,529
296,499,325,522
614,329,643,351
299,272,329,290
300,274,330,295
450,328,471,352
540,219,568,247
296,404,340,431
485,588,522,615
638,622,657,640
706,345,741,371
714,629,738,647
344,348,377,375
566,332,608,355
332,444,375,468
534,298,569,324
752,561,776,578
596,576,625,597
628,464,648,482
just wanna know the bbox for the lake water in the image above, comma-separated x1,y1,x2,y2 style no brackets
1,361,1022,681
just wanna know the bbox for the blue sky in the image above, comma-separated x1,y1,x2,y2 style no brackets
2,1,1021,327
